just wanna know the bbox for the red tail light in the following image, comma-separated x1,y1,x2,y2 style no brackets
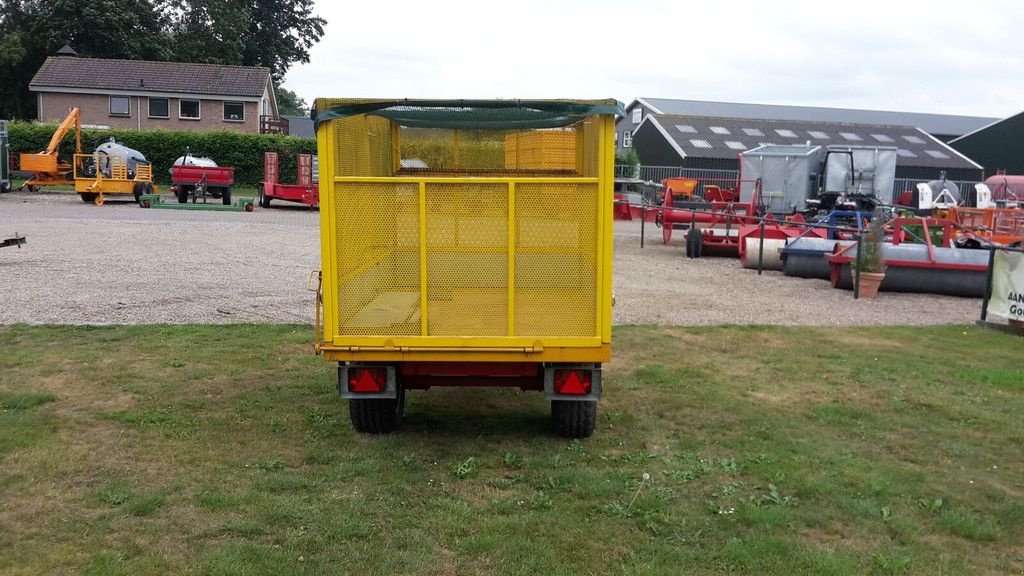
348,367,386,393
554,369,592,395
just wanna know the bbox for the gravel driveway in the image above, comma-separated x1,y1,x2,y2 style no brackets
0,191,981,326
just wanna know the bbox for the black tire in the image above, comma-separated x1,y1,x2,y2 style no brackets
0,181,11,193
176,186,189,204
133,182,146,203
222,187,232,206
79,192,98,203
349,387,405,434
551,400,597,438
145,182,154,195
685,228,703,258
258,184,271,208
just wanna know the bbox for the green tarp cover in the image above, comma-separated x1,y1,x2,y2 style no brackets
311,99,624,130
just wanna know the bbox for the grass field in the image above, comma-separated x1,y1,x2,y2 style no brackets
0,324,1021,575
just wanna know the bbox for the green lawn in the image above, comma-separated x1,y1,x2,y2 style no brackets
0,324,1021,575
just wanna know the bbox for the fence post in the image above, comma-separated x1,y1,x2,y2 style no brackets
980,246,997,322
640,207,645,249
853,234,863,300
757,218,766,275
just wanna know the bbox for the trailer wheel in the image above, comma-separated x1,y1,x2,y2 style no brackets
176,186,190,204
685,229,703,258
349,387,405,434
258,184,271,208
551,400,597,438
133,182,146,203
0,181,11,193
79,193,98,203
222,188,232,206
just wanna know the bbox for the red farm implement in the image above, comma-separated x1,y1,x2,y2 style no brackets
258,152,318,208
170,164,235,205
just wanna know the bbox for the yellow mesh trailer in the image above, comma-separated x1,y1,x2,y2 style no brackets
312,98,622,437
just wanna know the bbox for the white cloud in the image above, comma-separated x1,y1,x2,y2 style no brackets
284,0,1024,119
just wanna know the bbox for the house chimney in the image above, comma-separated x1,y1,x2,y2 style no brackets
56,43,78,57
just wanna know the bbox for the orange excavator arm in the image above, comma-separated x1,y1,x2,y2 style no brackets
40,107,82,155
20,107,83,186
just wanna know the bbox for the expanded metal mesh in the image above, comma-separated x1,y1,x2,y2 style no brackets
325,106,607,341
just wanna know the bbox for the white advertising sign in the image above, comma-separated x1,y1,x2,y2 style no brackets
986,250,1024,321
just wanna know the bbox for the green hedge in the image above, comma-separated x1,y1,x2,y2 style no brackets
7,122,317,186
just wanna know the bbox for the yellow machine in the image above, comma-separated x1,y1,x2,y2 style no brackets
20,107,82,190
312,98,622,437
21,107,155,205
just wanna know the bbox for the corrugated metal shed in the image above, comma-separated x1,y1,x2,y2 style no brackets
635,114,981,171
636,98,996,139
948,111,1024,176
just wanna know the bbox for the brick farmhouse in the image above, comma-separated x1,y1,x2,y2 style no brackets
30,56,279,134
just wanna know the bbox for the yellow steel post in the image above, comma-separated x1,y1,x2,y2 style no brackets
317,119,338,345
507,181,516,337
600,115,615,343
419,180,429,336
453,129,460,170
391,123,401,176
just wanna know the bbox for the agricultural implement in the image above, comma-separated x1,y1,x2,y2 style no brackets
1,233,26,249
311,98,620,438
170,151,235,205
824,216,990,297
19,107,81,191
138,194,253,212
258,152,318,208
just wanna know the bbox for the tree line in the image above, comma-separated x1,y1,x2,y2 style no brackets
0,0,324,120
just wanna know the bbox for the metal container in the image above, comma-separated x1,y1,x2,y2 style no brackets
823,146,898,204
739,144,823,213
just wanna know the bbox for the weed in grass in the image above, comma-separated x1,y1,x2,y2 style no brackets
249,458,285,471
303,405,335,436
871,553,911,574
501,451,521,468
719,457,739,473
603,410,624,424
917,497,944,513
453,457,477,479
567,439,586,455
531,490,552,510
97,480,131,506
127,492,165,516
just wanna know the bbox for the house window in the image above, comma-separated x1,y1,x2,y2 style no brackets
840,132,863,141
774,129,798,138
742,128,764,137
148,98,169,118
109,96,130,116
675,124,697,134
903,135,926,144
808,130,830,139
710,126,730,135
632,108,642,124
622,130,632,148
180,99,200,120
724,141,747,151
223,101,245,122
689,139,712,149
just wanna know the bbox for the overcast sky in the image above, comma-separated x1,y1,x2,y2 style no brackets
283,0,1023,119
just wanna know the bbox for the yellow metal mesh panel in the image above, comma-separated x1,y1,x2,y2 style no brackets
398,125,583,176
333,115,394,177
425,183,508,336
514,183,598,337
335,181,420,335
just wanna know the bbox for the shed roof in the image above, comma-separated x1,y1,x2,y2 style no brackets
635,114,981,170
30,56,271,99
634,98,996,138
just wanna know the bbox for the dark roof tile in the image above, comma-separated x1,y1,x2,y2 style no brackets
30,57,270,98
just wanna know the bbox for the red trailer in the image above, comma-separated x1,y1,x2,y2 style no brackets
170,164,235,205
258,152,318,208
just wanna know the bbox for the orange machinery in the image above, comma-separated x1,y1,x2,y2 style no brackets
19,107,82,190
